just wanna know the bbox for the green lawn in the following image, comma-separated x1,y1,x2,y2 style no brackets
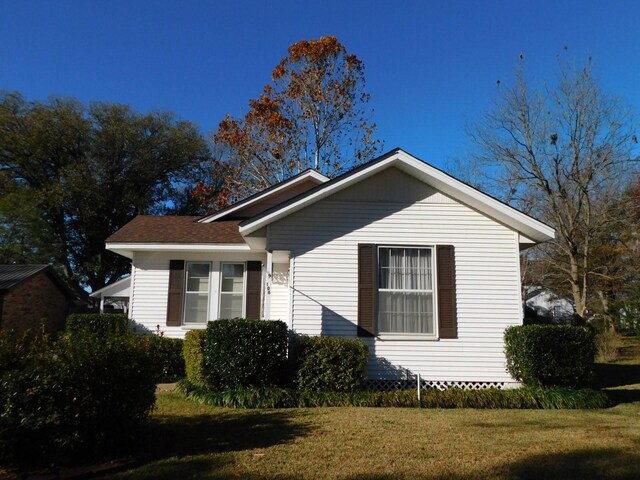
108,389,640,479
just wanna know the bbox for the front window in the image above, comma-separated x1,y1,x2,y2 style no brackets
184,262,210,324
378,247,435,334
220,263,245,318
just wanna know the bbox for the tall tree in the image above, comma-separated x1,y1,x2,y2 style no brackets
194,36,382,210
468,57,638,318
0,92,211,292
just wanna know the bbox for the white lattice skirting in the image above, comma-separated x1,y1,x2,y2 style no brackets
364,379,507,391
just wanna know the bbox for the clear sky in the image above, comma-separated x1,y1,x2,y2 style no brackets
1,0,639,170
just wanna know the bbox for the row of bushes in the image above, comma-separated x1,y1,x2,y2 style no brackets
184,319,369,392
0,329,156,467
67,313,185,382
177,381,610,409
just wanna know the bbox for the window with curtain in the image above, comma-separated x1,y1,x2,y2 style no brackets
184,262,210,324
220,263,245,318
378,247,435,334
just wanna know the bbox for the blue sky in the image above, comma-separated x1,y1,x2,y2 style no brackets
1,0,639,170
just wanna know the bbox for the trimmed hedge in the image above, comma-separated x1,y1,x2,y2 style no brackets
504,325,596,388
133,335,185,383
0,330,156,467
66,313,129,337
202,319,288,390
184,329,206,387
292,335,368,392
177,380,610,409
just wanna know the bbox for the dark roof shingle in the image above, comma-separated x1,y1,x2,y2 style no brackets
105,216,245,244
0,265,49,291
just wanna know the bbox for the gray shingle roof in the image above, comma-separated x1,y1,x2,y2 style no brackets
0,265,50,291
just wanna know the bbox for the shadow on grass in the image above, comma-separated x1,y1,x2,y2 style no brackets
592,363,640,404
506,447,640,480
337,448,640,480
113,409,314,479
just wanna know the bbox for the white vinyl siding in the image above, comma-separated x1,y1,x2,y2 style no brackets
267,168,522,384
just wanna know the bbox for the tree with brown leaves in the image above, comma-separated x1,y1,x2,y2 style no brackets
194,36,382,210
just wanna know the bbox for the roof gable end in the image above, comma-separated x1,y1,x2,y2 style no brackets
239,149,555,243
199,169,328,223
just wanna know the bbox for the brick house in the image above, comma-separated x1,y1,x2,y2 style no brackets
0,265,75,334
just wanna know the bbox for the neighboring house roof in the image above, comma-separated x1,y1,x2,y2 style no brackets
89,276,130,298
105,216,245,244
0,265,50,291
199,169,328,222
0,264,75,299
239,148,556,242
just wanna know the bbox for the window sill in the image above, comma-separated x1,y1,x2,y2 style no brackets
377,334,439,341
181,323,208,330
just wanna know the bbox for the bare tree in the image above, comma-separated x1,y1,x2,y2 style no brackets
469,57,638,319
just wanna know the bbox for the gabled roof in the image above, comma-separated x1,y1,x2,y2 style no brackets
239,148,556,243
90,276,130,298
105,216,245,244
0,265,50,291
0,264,75,299
199,169,328,222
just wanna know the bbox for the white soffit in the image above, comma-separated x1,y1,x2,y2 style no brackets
198,169,329,223
239,150,555,243
105,243,251,259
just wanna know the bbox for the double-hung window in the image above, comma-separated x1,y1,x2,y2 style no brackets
378,247,435,335
219,263,245,318
184,262,211,324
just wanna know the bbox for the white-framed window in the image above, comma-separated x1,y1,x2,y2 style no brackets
184,262,211,324
219,262,245,319
378,246,435,335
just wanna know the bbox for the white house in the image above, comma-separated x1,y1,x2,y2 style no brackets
89,276,130,314
106,149,555,389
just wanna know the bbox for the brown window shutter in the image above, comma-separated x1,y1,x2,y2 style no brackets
437,245,458,339
166,260,185,326
357,244,377,337
245,261,262,319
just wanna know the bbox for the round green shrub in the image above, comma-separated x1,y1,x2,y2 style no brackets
504,325,596,388
292,335,369,392
202,319,288,390
0,330,156,467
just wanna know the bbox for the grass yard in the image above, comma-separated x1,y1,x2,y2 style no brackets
105,392,640,480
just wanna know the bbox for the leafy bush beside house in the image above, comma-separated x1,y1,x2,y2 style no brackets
504,325,596,388
292,335,368,392
184,329,206,387
202,319,289,390
66,313,129,337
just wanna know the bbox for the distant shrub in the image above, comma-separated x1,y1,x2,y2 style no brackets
202,319,288,390
0,330,155,467
292,335,368,392
66,313,129,337
594,331,622,362
504,325,596,388
177,380,609,409
184,329,206,387
133,335,185,383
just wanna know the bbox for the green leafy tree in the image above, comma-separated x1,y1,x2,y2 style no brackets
0,92,211,292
